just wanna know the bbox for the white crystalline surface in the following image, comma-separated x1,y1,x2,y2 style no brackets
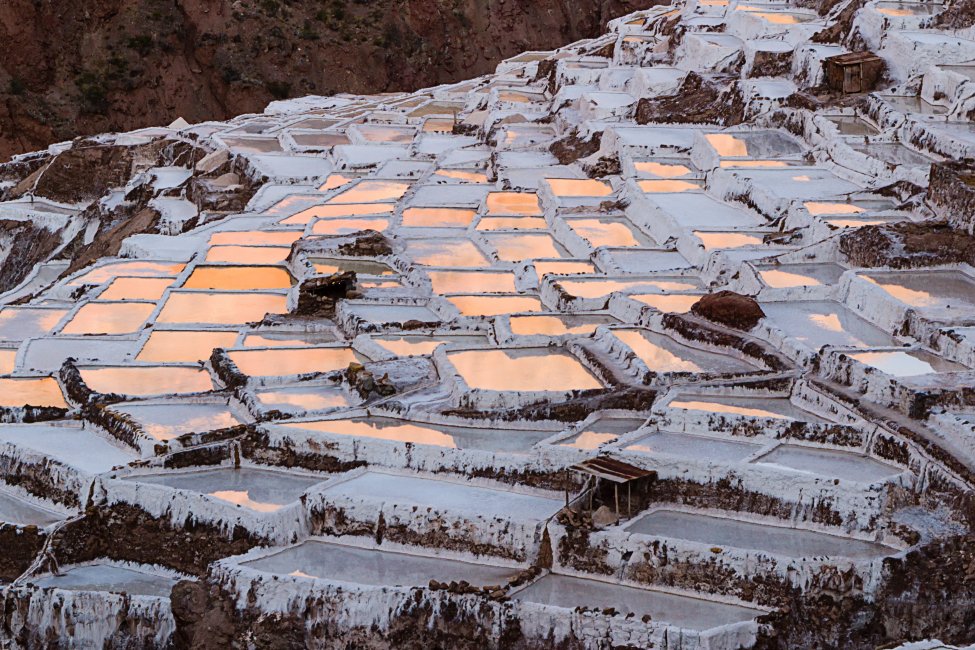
4,0,975,645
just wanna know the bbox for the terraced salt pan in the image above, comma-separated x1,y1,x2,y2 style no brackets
510,314,618,336
626,431,763,461
183,266,293,291
108,402,243,441
627,510,895,559
861,271,975,313
33,564,180,597
255,385,353,412
125,467,326,512
753,445,904,483
566,217,654,247
759,264,847,288
668,395,827,422
97,277,173,301
79,366,213,397
647,193,765,228
614,329,759,374
533,260,597,276
486,233,568,262
447,349,602,391
345,303,440,324
448,295,543,317
560,417,646,449
282,417,554,453
322,471,561,520
405,239,490,267
761,301,898,349
0,308,68,342
61,302,155,335
227,347,359,377
557,278,699,299
244,540,520,586
514,574,762,630
0,422,137,473
0,487,66,526
67,261,184,286
401,207,476,228
0,377,68,408
849,350,967,376
156,292,287,325
428,270,517,294
137,330,240,363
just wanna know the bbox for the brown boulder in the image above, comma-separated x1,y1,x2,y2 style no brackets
690,291,766,331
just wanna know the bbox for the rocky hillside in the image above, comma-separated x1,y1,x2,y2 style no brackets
0,0,654,160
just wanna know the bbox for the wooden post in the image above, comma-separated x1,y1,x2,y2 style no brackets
614,483,619,520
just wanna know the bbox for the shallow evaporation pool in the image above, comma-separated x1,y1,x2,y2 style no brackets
446,348,602,392
544,178,614,198
405,239,491,267
849,350,967,377
283,417,555,453
311,217,390,236
633,161,695,178
125,467,327,512
637,179,703,193
448,295,544,317
0,487,65,526
825,116,880,136
66,261,185,286
875,2,942,16
401,207,476,228
695,231,766,250
322,470,562,519
534,260,597,277
311,259,396,276
850,142,936,167
0,349,15,374
60,302,156,336
33,564,181,597
345,303,441,324
428,270,517,294
706,133,750,157
736,7,815,22
486,233,567,262
0,307,68,342
803,201,868,217
156,292,287,325
614,329,759,374
280,204,394,226
476,216,548,231
627,509,895,559
328,180,411,204
255,384,353,412
826,216,900,228
560,416,646,449
0,377,68,408
509,314,619,336
228,347,360,377
626,430,763,462
0,422,136,473
566,218,653,248
558,278,699,300
244,540,521,587
860,271,975,312
208,230,303,247
318,173,356,191
182,266,293,291
137,330,240,363
753,445,904,483
758,263,847,288
434,169,489,183
353,124,416,144
221,136,283,153
485,192,543,216
631,293,701,313
97,277,173,301
108,402,243,441
242,332,337,348
423,118,455,133
514,574,762,630
80,366,213,397
372,335,479,357
761,301,899,349
668,395,827,422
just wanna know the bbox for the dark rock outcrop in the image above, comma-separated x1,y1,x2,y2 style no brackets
690,291,767,331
